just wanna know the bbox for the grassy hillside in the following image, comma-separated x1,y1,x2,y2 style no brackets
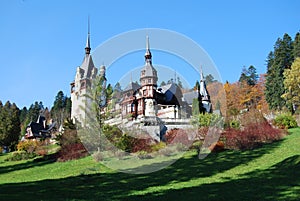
0,128,299,201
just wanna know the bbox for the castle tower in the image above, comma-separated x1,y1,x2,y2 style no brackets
70,23,98,124
139,36,158,116
140,36,158,88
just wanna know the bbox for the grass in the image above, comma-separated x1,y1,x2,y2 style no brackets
0,128,299,201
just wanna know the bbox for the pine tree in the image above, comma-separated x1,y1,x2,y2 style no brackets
265,33,294,110
194,81,200,91
19,107,28,124
293,32,300,59
239,65,258,86
51,91,71,126
205,74,216,85
0,101,20,150
160,81,166,86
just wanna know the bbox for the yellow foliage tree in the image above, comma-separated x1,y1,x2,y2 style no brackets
283,57,300,112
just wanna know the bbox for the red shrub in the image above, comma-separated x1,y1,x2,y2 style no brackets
164,128,190,146
57,143,88,162
130,137,153,153
56,128,89,162
222,122,285,150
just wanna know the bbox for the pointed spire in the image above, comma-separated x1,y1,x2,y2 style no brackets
199,65,210,102
200,65,204,81
145,35,152,64
85,16,91,55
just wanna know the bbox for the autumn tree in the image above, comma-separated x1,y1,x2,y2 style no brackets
282,57,300,113
207,82,226,115
224,81,240,117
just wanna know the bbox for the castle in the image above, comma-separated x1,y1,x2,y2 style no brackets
71,29,212,140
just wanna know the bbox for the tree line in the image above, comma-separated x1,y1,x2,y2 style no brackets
0,91,71,151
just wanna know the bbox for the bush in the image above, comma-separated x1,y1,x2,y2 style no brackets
130,136,153,153
17,140,40,153
165,128,190,146
192,113,223,127
222,122,285,150
274,113,298,129
56,129,88,162
57,143,88,162
5,151,37,161
151,141,166,152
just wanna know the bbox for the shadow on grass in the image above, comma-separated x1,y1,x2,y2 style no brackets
0,154,57,175
1,139,298,201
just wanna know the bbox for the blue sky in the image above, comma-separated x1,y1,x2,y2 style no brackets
0,0,299,109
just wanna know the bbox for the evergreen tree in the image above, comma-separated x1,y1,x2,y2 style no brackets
194,80,200,91
51,91,71,126
205,74,216,85
28,101,43,122
106,84,113,100
265,33,294,110
293,32,300,59
239,65,258,86
0,101,20,150
160,81,166,86
19,107,28,124
65,97,72,118
114,82,122,92
177,77,183,88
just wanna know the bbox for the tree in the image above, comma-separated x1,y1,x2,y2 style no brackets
239,65,258,86
265,33,294,110
177,77,183,88
194,80,200,91
51,91,71,126
293,32,300,59
192,98,200,116
160,81,166,86
28,101,43,122
0,101,20,150
282,57,300,113
224,81,240,117
19,107,28,124
205,74,216,85
114,82,122,92
106,84,113,100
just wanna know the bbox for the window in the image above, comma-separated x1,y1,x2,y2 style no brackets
148,79,152,84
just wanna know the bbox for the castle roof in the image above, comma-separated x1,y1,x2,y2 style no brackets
124,82,140,92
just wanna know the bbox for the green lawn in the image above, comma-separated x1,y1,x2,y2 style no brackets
0,128,299,201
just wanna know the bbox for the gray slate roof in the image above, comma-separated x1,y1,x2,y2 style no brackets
124,82,140,92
